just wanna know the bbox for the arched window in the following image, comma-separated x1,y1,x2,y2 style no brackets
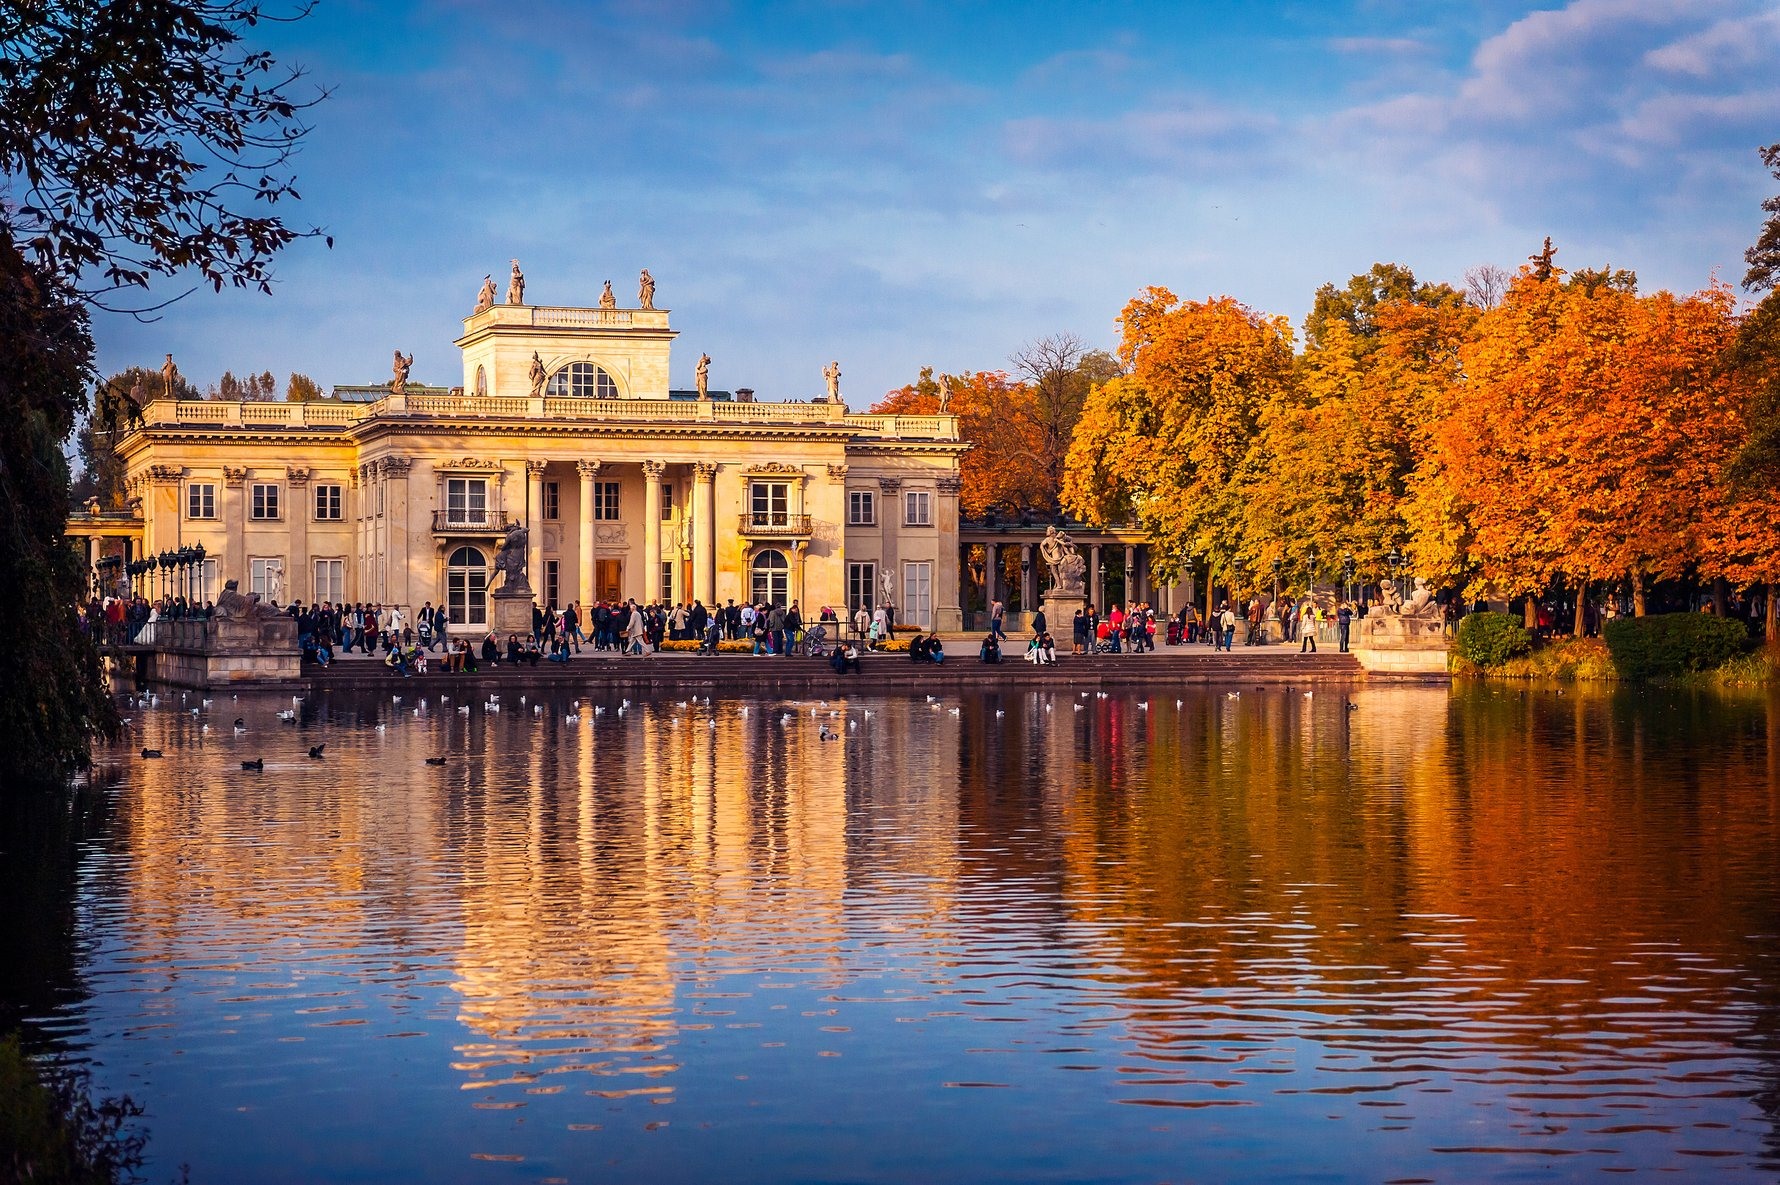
750,548,789,608
545,361,619,400
447,546,488,626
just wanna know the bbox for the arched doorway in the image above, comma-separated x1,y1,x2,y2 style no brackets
447,546,488,626
750,548,789,608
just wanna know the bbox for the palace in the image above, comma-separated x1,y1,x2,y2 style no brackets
79,284,971,633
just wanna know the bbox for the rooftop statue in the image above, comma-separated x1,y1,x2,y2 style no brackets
823,360,841,402
507,260,525,305
528,351,547,398
599,280,617,309
639,269,655,310
391,350,414,396
162,353,179,399
696,352,710,400
474,274,496,313
937,374,952,413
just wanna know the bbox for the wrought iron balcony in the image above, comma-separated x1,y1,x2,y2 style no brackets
431,509,513,535
736,512,812,537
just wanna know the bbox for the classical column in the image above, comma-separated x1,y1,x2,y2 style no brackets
1124,545,1136,608
223,466,247,586
385,456,413,608
877,477,902,614
692,462,717,604
934,476,963,631
525,460,546,594
642,459,665,605
286,467,311,604
576,459,600,604
1090,543,1102,610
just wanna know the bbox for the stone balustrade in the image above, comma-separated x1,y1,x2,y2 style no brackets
136,396,961,440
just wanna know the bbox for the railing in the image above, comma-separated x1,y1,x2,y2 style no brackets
135,397,962,439
431,510,514,533
736,512,813,536
533,306,632,328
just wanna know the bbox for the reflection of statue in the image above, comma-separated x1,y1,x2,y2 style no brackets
695,353,710,400
474,274,496,313
879,567,896,606
823,360,841,402
162,353,178,399
599,280,616,309
638,269,655,309
492,523,531,595
937,374,951,413
528,352,547,398
215,578,284,620
507,260,525,305
391,350,413,395
1039,525,1087,596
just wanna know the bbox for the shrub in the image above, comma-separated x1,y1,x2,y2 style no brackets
658,640,698,652
1455,611,1533,667
1603,612,1750,681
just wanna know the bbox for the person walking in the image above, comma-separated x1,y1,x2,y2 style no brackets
990,598,1006,644
1299,601,1318,653
625,599,647,656
1218,603,1237,652
1337,601,1353,653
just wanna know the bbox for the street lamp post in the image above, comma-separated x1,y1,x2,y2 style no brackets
193,542,207,603
1342,553,1356,606
1387,546,1404,604
1271,558,1282,619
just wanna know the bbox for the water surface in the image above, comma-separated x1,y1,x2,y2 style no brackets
39,683,1780,1182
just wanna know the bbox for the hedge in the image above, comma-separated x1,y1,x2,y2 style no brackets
1603,612,1750,681
1454,611,1533,667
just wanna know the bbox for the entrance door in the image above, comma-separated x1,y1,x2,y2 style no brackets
596,559,623,603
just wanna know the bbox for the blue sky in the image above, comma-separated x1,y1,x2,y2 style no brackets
90,0,1780,401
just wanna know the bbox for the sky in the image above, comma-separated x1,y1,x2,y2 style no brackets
88,0,1780,402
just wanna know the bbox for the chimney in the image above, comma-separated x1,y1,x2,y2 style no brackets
735,387,754,403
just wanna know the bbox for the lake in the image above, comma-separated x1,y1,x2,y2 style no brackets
25,682,1780,1182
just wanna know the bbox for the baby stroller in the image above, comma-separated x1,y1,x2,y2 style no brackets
802,623,829,658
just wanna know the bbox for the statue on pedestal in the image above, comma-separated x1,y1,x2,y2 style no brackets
474,274,497,313
1039,525,1087,596
162,353,179,399
507,260,525,305
215,578,284,620
528,352,547,398
823,360,841,402
879,567,896,607
937,374,952,413
639,269,655,310
391,350,414,396
599,280,617,309
492,522,532,596
696,353,710,400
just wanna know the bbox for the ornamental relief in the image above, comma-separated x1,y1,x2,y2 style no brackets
594,522,629,547
743,461,806,478
438,457,504,471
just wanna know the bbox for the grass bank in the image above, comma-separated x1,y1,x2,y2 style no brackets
0,1034,153,1184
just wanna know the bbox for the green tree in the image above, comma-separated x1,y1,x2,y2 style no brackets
1302,262,1464,353
0,0,324,791
1743,142,1780,294
71,366,195,506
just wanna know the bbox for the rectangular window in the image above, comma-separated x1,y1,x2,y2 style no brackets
314,483,343,521
543,481,560,521
848,490,875,526
197,559,218,603
251,483,280,520
249,557,284,601
544,559,560,609
187,483,216,519
313,558,345,604
848,562,877,616
903,561,933,629
660,484,675,520
592,481,620,521
904,489,932,527
445,477,488,525
749,481,790,526
660,561,674,605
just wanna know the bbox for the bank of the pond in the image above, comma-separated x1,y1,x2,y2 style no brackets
1456,610,1780,686
296,646,1387,694
0,1035,147,1185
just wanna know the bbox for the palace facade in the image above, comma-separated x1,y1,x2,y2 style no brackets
86,293,970,633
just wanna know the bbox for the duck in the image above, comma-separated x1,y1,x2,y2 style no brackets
233,718,247,733
818,725,836,741
240,757,263,771
424,756,447,766
140,747,163,759
307,744,326,759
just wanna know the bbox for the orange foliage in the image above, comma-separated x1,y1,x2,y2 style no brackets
873,369,1052,517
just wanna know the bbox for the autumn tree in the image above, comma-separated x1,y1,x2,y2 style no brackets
1062,290,1296,587
286,371,323,401
1006,335,1120,513
874,368,1051,516
1743,142,1780,293
1303,262,1463,352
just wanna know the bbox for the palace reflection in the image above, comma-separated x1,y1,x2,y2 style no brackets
101,683,1780,1143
